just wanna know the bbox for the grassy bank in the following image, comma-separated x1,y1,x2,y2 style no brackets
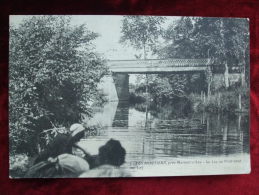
189,87,249,113
130,85,249,115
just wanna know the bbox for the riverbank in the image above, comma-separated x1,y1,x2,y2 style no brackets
130,86,249,115
189,88,249,114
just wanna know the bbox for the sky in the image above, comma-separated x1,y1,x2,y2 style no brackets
71,15,136,60
10,15,178,60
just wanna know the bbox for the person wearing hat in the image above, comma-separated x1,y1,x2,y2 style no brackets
34,123,86,164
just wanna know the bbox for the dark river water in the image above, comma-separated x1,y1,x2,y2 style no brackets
79,100,250,176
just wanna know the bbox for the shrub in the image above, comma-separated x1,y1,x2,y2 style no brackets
9,154,29,178
9,16,107,155
189,87,248,114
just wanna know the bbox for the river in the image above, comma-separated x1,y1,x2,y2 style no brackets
79,100,250,176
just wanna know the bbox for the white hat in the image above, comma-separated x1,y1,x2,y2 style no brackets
70,123,85,137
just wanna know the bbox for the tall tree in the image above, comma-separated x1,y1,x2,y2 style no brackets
160,17,249,88
120,16,165,59
159,17,197,58
9,16,107,155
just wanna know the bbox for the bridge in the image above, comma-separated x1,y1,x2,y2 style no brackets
108,58,211,74
106,58,211,101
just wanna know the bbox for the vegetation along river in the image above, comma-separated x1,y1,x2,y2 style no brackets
79,100,249,176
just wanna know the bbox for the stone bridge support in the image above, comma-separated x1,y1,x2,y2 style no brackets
108,59,212,101
112,73,130,101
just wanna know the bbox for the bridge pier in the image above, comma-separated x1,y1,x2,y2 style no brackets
108,59,212,101
112,73,130,101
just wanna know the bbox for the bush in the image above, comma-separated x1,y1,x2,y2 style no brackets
129,92,146,104
9,16,107,155
220,91,238,112
9,154,30,178
189,87,248,114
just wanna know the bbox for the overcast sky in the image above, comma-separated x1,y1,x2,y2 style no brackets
70,15,137,60
10,15,177,60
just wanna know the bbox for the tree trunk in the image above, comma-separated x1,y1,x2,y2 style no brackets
143,43,149,96
239,94,242,110
242,47,247,87
217,92,221,106
206,66,212,100
207,82,211,101
143,43,146,60
241,71,245,87
220,19,229,88
224,62,229,88
146,74,148,94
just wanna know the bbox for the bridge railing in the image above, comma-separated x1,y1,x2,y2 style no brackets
107,58,211,68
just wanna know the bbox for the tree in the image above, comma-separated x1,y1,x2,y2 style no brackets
120,16,165,95
159,17,197,59
159,17,249,89
120,16,165,59
9,16,107,155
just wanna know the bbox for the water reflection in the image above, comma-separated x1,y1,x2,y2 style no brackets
82,100,249,163
112,102,129,128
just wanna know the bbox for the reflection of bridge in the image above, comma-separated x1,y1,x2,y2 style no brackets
101,101,248,157
83,100,248,159
107,59,211,101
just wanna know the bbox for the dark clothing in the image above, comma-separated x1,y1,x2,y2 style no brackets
34,134,71,164
26,154,90,178
84,154,101,169
83,139,126,169
34,131,85,164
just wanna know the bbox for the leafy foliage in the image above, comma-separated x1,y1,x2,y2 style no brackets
189,86,249,113
9,16,107,155
9,154,30,178
134,73,205,104
129,17,248,107
120,16,165,59
160,17,249,76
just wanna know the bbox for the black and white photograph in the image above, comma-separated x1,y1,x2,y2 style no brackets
9,15,250,178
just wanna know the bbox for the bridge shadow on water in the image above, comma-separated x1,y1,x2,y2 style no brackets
83,100,249,162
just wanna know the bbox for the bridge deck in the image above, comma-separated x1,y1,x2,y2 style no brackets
108,59,211,73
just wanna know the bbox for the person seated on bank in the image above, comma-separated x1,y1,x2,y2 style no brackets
26,153,90,178
28,138,128,178
79,139,130,177
34,123,86,164
83,139,126,169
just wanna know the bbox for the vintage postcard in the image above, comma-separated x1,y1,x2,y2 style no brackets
9,15,250,178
